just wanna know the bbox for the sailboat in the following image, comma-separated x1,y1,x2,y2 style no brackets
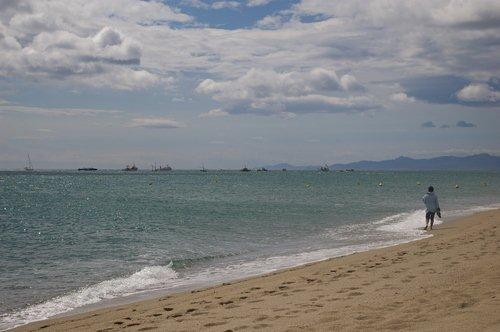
200,164,207,172
24,154,34,171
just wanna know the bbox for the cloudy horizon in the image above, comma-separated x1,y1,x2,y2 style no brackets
1,0,499,169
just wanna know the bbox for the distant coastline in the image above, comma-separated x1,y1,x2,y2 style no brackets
264,153,500,171
1,154,500,171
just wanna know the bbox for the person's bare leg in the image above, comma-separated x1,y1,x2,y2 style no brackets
425,218,429,230
430,215,434,230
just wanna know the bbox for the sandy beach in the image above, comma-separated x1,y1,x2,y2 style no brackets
11,209,500,332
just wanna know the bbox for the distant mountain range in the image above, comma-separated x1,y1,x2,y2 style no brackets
264,154,500,171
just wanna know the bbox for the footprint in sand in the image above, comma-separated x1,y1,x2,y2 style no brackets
253,323,272,329
248,299,264,303
170,312,183,318
126,323,140,327
254,315,269,322
204,321,228,327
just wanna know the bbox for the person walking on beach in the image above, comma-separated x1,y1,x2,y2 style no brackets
423,186,440,230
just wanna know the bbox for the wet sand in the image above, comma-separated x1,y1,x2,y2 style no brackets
11,209,500,331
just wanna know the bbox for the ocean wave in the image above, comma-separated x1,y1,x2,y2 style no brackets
3,202,499,331
0,265,178,331
376,203,500,237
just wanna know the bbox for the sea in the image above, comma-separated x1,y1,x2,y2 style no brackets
1,170,499,330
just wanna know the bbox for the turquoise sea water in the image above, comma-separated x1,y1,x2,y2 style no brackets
1,170,499,330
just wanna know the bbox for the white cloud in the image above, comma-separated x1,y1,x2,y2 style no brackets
0,0,498,108
390,92,416,103
130,117,185,129
432,0,500,29
180,0,210,9
196,68,378,115
256,15,285,29
211,1,241,10
0,0,185,90
247,0,274,7
456,83,500,102
199,108,229,118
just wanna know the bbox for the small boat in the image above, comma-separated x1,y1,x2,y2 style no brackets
320,164,329,172
123,164,138,171
257,167,268,172
152,163,171,171
240,165,251,172
282,168,287,171
24,153,34,171
78,167,98,171
200,164,207,172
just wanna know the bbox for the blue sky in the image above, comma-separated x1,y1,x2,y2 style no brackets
0,0,499,169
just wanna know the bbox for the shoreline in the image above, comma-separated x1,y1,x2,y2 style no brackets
8,208,500,331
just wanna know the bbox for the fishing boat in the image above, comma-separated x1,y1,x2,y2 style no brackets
152,163,172,171
320,164,329,172
123,164,138,171
24,154,34,171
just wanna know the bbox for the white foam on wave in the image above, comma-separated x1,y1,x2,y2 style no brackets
3,202,499,331
377,209,433,237
0,265,177,331
377,203,500,238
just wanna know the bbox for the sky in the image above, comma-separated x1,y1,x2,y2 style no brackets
0,0,499,169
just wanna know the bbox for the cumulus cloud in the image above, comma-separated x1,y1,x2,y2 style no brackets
456,120,476,128
130,117,185,129
4,25,167,89
0,0,185,90
0,0,499,109
456,83,500,102
256,15,286,29
196,68,377,116
421,121,436,128
390,92,415,103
